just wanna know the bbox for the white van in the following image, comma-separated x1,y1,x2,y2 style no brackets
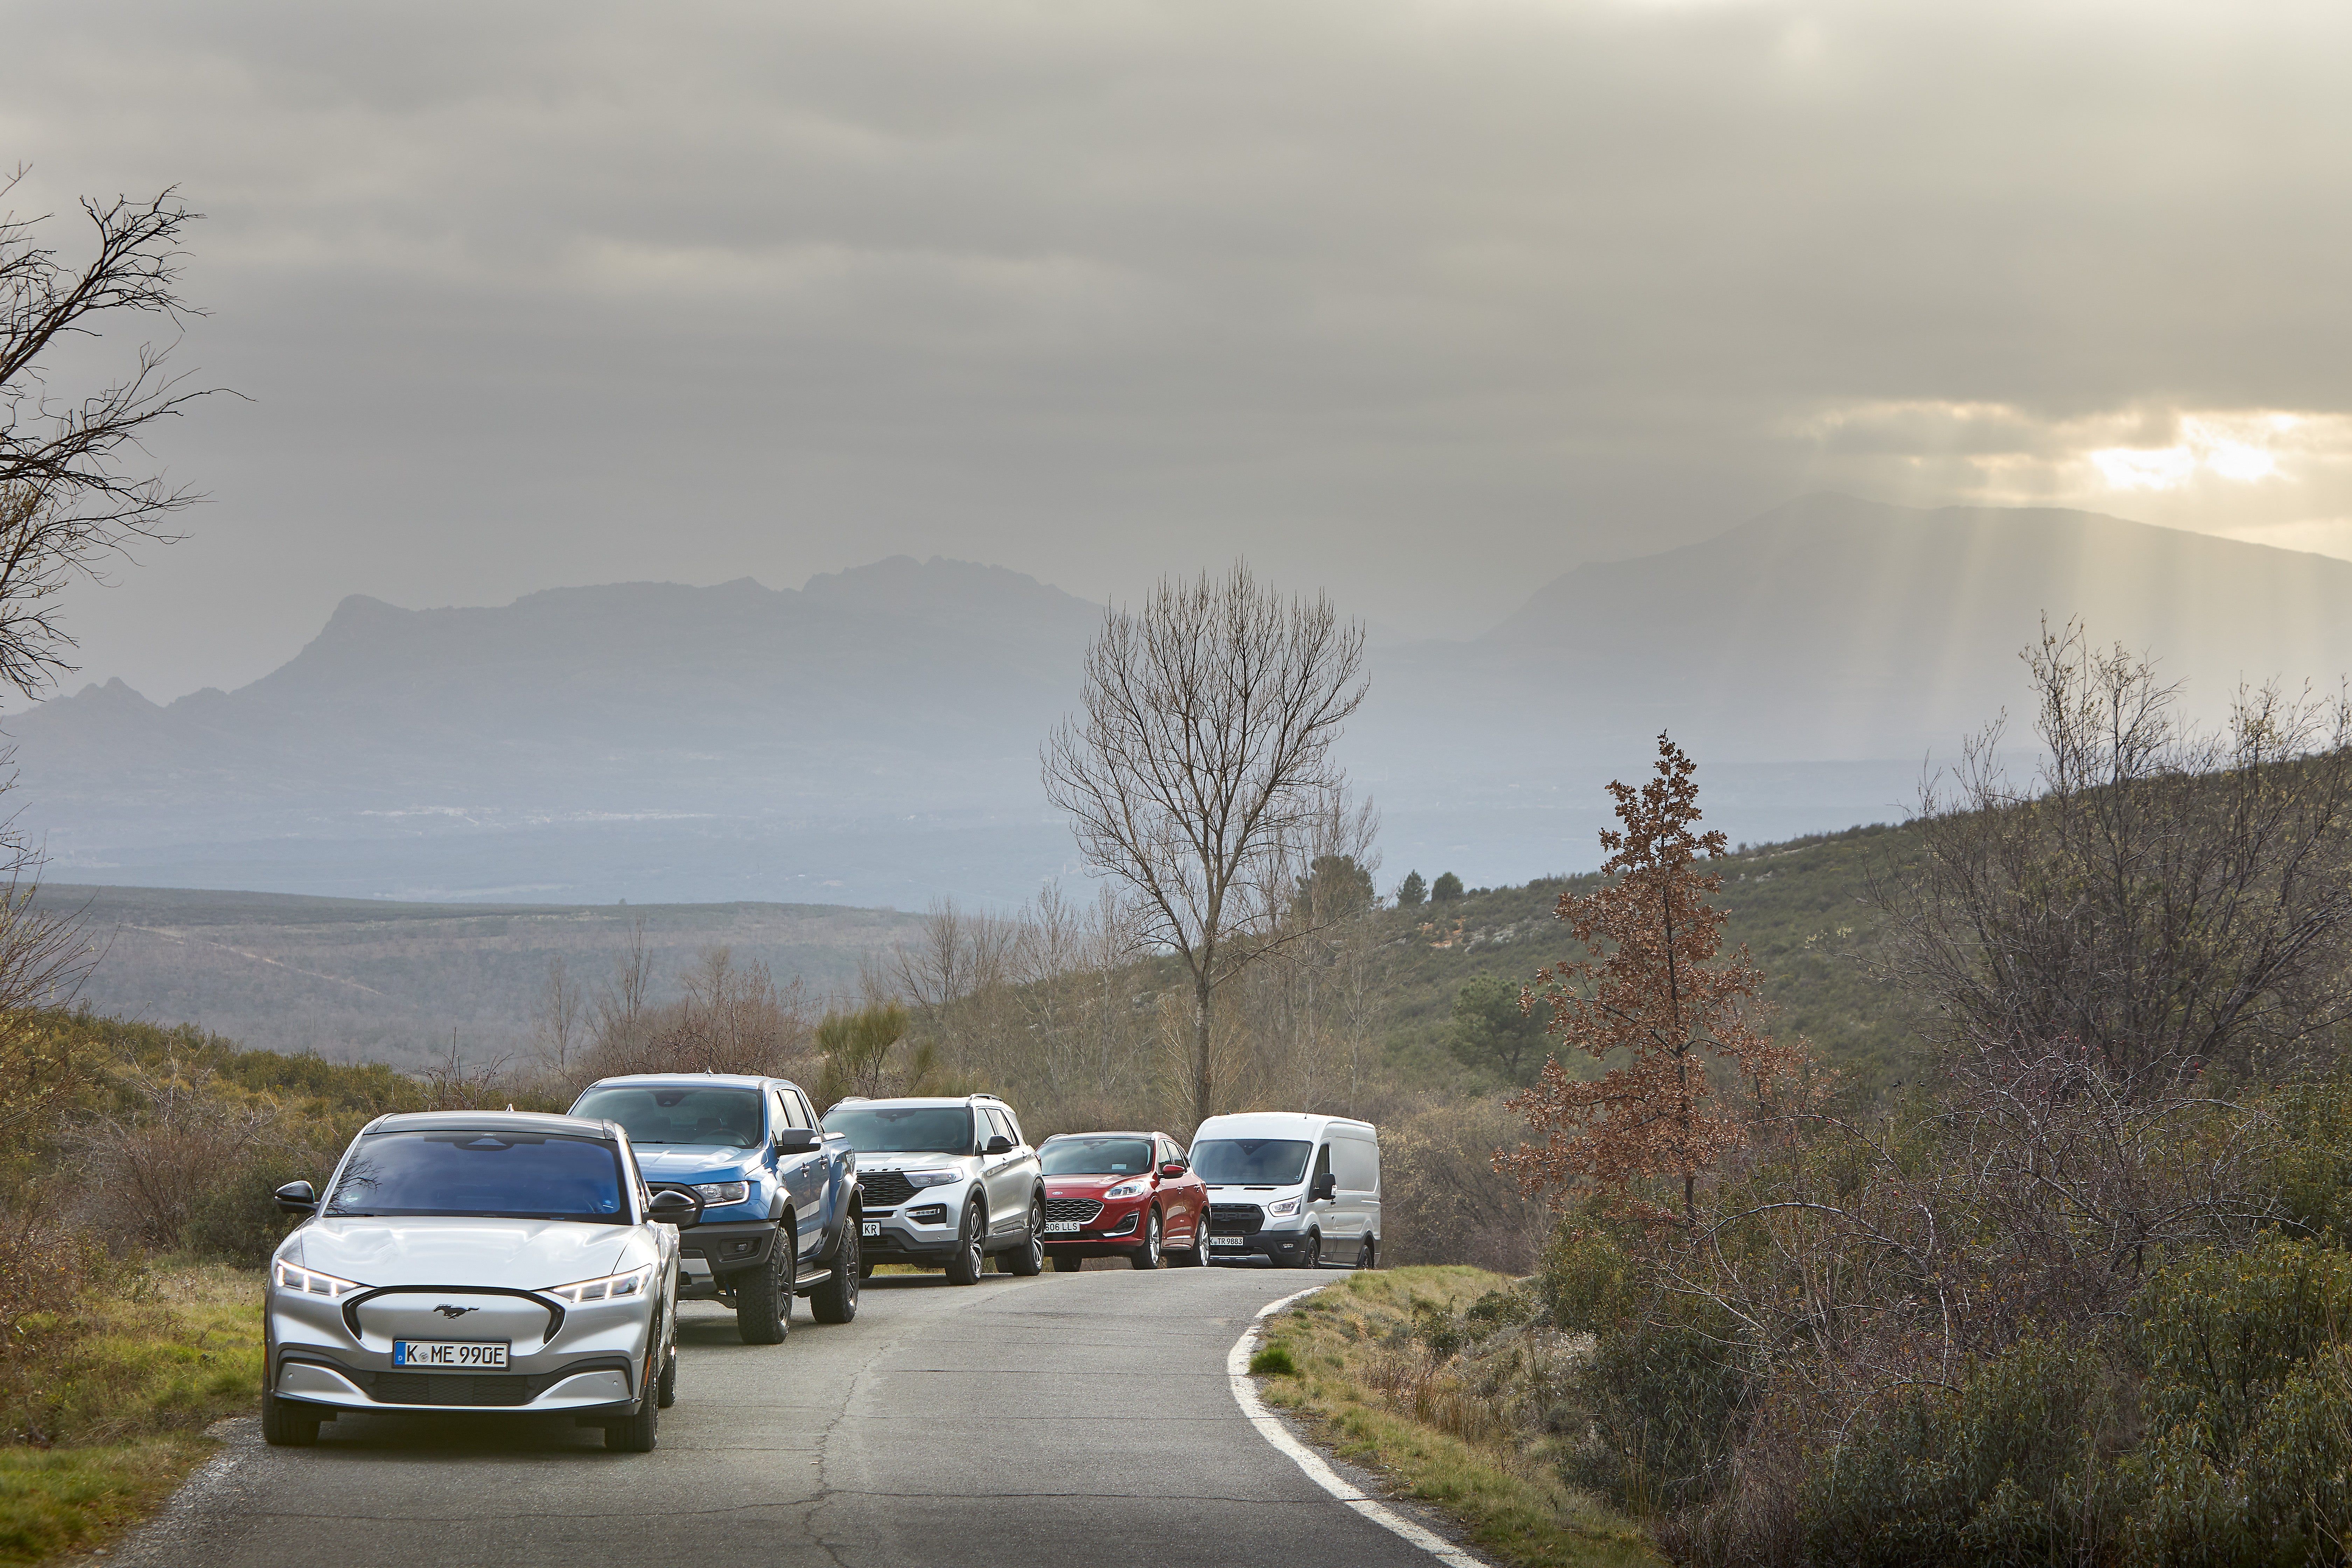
1189,1112,1380,1269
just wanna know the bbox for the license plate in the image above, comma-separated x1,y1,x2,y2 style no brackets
393,1340,508,1369
861,1220,881,1237
1045,1219,1082,1233
1213,1235,1247,1247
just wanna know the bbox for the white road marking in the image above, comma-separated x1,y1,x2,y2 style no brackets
1226,1285,1486,1568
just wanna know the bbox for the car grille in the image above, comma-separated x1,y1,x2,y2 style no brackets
369,1373,533,1407
860,1171,917,1208
1046,1198,1103,1226
1210,1203,1265,1232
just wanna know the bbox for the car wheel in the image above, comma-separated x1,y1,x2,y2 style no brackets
945,1202,985,1286
1177,1215,1210,1266
810,1218,861,1324
1129,1208,1163,1270
1356,1236,1377,1271
1007,1198,1045,1276
656,1337,679,1408
735,1233,792,1344
606,1393,659,1452
1052,1254,1084,1273
1295,1230,1321,1269
261,1387,322,1447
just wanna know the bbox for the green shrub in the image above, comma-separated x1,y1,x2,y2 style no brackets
1250,1343,1299,1377
2134,1232,2352,1462
178,1160,308,1267
1564,1314,1750,1514
1800,1335,2122,1568
2267,1071,2352,1247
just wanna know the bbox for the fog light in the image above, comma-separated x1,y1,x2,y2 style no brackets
909,1204,947,1224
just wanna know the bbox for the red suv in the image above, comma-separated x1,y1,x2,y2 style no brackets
1039,1131,1209,1270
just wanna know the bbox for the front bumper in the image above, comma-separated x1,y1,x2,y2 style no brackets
676,1221,780,1299
1205,1228,1316,1265
268,1283,656,1416
1042,1199,1148,1257
859,1189,969,1265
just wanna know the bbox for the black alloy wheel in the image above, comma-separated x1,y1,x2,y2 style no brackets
1130,1208,1163,1269
1356,1236,1377,1271
606,1392,658,1452
945,1202,985,1286
735,1233,792,1344
261,1387,322,1447
810,1218,861,1323
1295,1230,1321,1270
1007,1198,1046,1276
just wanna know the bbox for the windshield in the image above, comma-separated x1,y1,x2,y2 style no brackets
327,1131,627,1222
1041,1137,1155,1176
1191,1138,1313,1186
823,1105,973,1155
572,1086,765,1149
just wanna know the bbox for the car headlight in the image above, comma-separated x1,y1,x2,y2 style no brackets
1102,1180,1149,1200
903,1170,960,1188
546,1264,654,1304
274,1259,365,1298
1266,1196,1301,1218
693,1182,751,1205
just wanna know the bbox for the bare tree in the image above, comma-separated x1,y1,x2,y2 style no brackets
530,954,584,1078
0,866,96,1136
891,897,1017,1011
594,916,656,1042
1042,564,1368,1125
1883,620,2352,1087
2,170,220,698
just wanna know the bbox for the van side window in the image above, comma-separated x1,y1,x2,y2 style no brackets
1312,1144,1332,1186
1332,1138,1378,1192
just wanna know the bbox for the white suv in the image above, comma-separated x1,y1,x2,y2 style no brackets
821,1095,1045,1285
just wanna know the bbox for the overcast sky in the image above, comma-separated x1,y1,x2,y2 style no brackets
6,0,2348,704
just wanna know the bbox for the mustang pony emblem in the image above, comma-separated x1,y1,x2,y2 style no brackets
432,1304,479,1319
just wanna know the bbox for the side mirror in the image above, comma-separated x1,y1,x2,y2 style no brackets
273,1180,318,1215
1311,1173,1337,1202
646,1189,701,1228
1160,1162,1186,1179
983,1135,1014,1155
773,1127,822,1154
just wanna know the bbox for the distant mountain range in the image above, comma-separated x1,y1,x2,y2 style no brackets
10,495,2349,905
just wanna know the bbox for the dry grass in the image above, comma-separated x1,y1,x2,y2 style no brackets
0,1263,262,1564
1254,1265,1659,1568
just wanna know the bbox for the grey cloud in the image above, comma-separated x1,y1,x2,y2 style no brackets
4,0,2347,700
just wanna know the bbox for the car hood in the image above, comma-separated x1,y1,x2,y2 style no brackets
855,1155,965,1173
294,1217,637,1288
634,1146,757,1182
1045,1175,1147,1194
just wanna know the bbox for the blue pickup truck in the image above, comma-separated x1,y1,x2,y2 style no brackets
569,1073,861,1344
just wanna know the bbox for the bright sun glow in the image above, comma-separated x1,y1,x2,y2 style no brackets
2090,414,2295,492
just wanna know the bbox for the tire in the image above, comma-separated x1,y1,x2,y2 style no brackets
1006,1197,1045,1276
1129,1208,1163,1270
605,1394,658,1452
1293,1230,1321,1269
1176,1214,1210,1267
809,1218,861,1324
944,1203,985,1286
1356,1236,1377,1271
655,1338,678,1408
734,1230,792,1344
261,1387,322,1447
1052,1254,1084,1273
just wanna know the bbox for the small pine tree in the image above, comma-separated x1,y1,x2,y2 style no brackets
1431,871,1464,903
1395,870,1427,908
1500,734,1798,1226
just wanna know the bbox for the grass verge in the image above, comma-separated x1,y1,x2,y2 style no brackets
1253,1265,1660,1568
0,1264,262,1564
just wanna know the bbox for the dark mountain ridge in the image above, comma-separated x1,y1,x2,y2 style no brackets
10,499,2349,905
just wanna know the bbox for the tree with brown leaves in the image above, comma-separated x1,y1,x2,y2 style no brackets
1501,734,1798,1226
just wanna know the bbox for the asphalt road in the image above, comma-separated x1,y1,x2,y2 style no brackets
110,1264,1460,1568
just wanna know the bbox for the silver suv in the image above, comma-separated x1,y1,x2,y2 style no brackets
821,1095,1044,1284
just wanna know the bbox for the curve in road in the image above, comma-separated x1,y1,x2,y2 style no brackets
108,1266,1483,1568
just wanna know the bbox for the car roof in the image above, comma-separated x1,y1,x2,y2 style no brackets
1192,1111,1377,1139
579,1072,795,1091
828,1094,1008,1109
1042,1129,1162,1141
367,1111,620,1138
